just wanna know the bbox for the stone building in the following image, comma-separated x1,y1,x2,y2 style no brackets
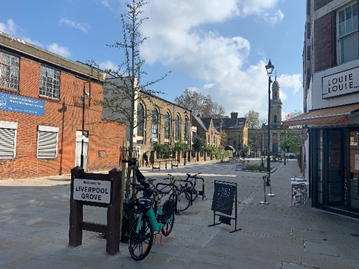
0,32,125,180
103,76,191,164
284,0,359,218
192,116,221,148
212,112,248,152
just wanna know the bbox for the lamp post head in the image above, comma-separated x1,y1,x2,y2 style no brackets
265,59,274,76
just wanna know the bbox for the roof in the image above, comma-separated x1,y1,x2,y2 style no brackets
192,115,207,131
212,117,246,130
0,32,104,81
282,103,359,127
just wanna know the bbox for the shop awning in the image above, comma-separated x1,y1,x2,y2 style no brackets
282,103,359,127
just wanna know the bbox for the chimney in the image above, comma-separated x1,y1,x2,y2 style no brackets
230,112,238,125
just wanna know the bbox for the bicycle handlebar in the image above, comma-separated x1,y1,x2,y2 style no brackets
186,172,201,178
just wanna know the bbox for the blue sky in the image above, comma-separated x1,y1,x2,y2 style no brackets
0,0,305,120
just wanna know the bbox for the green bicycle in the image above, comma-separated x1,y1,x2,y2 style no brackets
128,169,175,261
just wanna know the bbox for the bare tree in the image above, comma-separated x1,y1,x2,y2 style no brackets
102,0,170,154
245,110,261,129
174,88,225,117
98,0,170,197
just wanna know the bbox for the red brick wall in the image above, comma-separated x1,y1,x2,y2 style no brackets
0,57,126,180
314,0,333,11
314,12,336,72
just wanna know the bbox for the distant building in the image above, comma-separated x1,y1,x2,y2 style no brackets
212,112,248,152
192,115,221,148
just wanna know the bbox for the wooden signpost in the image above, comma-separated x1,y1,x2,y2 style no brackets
69,166,122,255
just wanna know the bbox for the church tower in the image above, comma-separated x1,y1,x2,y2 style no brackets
270,75,282,128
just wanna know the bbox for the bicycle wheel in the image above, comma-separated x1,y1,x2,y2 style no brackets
186,186,198,202
128,216,154,261
161,199,175,236
171,190,190,212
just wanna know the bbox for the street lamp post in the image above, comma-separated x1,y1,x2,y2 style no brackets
284,130,287,166
265,60,274,176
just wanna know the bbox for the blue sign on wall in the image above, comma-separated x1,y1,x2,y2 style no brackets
0,92,45,116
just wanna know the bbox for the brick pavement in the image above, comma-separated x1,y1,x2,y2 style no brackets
0,159,359,268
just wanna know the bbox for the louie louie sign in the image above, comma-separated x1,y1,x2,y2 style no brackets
73,178,111,204
322,67,359,99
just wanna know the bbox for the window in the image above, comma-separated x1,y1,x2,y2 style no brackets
151,109,158,139
164,112,170,140
184,118,188,141
40,66,60,99
0,121,17,159
0,51,19,91
338,3,358,64
37,125,59,159
175,115,180,141
137,103,144,137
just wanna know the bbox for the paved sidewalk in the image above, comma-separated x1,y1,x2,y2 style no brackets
0,159,359,268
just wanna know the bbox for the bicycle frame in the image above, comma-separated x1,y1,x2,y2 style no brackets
136,207,163,233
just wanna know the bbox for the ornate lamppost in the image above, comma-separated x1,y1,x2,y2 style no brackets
265,60,274,175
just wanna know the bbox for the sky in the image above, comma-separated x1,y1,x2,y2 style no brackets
0,0,305,121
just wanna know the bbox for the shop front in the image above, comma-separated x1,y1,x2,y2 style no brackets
283,60,359,218
309,126,359,217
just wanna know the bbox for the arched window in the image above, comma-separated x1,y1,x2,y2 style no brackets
137,103,144,136
175,115,180,140
164,112,170,140
184,117,188,141
151,109,158,138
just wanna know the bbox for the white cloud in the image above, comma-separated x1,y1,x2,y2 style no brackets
99,60,118,71
60,18,90,33
278,74,302,93
264,10,284,26
137,1,286,118
239,0,279,16
47,43,71,58
100,0,111,9
0,19,17,35
23,37,43,47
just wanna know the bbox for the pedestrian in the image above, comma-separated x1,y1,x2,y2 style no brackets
143,152,149,167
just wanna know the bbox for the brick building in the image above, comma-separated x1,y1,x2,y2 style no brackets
284,0,359,218
0,32,125,180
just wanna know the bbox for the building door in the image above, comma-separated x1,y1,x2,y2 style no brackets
75,131,89,171
349,131,359,211
327,129,344,206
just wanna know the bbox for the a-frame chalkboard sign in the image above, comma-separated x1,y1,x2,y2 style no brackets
208,180,241,233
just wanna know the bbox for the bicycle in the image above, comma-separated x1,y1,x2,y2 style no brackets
128,168,175,261
162,174,191,213
184,172,206,202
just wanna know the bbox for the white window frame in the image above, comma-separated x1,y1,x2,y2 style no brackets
37,125,59,159
0,121,17,159
39,65,60,99
0,51,20,91
337,2,358,64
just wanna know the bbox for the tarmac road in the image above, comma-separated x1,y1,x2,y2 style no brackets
1,159,359,268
